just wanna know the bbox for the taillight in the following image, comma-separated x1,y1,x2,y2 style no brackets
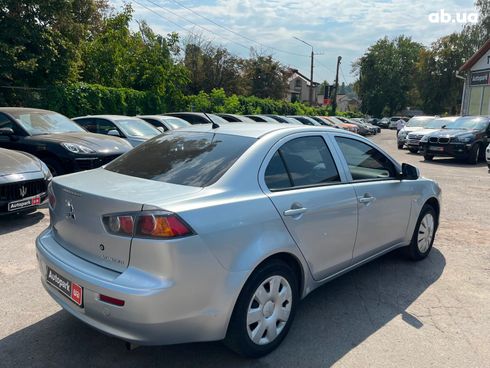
103,212,193,239
48,183,56,209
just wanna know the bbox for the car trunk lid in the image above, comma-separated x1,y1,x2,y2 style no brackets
50,169,202,272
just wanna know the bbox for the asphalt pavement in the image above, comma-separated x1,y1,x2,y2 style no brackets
0,130,489,367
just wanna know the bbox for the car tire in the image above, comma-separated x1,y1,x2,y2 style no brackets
397,143,404,149
224,259,299,358
41,157,64,176
424,154,434,161
409,148,418,153
406,204,437,261
467,144,480,165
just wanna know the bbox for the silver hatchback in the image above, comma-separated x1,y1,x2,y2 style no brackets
36,124,441,357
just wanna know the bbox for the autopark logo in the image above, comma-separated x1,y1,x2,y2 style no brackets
428,9,479,24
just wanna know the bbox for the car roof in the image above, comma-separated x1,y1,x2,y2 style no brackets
74,115,142,121
0,107,56,114
175,122,340,139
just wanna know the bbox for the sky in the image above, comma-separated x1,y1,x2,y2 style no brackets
113,0,479,84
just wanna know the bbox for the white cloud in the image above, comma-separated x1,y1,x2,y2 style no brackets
116,0,478,82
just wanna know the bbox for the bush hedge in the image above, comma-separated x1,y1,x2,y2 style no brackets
0,83,362,118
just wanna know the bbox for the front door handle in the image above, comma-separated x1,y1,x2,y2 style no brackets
359,195,376,204
284,207,307,217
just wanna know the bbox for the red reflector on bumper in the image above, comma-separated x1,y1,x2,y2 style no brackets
99,294,125,306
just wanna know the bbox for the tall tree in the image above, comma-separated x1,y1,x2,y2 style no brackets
0,0,108,88
242,51,289,99
355,36,423,116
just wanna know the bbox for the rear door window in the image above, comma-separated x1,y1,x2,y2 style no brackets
264,136,340,191
105,132,255,187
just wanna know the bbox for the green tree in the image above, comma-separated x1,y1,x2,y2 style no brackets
354,36,422,116
242,51,289,99
0,0,108,89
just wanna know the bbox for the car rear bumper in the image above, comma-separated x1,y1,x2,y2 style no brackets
36,228,244,345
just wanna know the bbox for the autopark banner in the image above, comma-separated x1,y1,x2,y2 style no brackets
470,71,490,86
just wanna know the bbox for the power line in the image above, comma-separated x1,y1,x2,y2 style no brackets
133,0,194,34
134,0,305,71
143,0,251,51
163,0,309,58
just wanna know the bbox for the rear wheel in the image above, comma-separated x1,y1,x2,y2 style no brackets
224,260,298,358
409,148,418,153
467,144,480,165
424,154,434,161
397,143,404,149
41,157,64,176
406,205,437,261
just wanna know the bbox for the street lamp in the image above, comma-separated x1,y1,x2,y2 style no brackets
293,36,315,105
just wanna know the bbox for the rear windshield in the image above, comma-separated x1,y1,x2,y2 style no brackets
105,131,255,187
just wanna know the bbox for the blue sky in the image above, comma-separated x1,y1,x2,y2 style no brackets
113,0,479,84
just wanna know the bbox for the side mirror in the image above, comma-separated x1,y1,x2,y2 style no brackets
441,125,446,129
107,129,120,137
0,127,15,136
400,163,420,180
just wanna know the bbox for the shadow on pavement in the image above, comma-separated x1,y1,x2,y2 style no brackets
404,152,488,169
0,248,446,368
0,210,45,236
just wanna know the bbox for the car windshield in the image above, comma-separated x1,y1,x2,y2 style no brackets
405,116,435,127
207,114,229,125
105,131,255,187
115,119,160,137
445,117,488,130
426,118,456,129
326,116,345,125
164,118,190,129
10,110,84,135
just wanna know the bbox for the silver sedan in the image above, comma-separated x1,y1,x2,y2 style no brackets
36,124,441,357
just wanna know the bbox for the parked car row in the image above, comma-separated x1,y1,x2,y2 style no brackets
0,106,416,216
398,115,490,165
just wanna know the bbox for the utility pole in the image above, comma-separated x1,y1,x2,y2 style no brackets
309,48,314,105
293,37,315,106
331,56,342,115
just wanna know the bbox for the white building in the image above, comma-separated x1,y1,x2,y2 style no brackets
460,39,490,115
286,69,319,104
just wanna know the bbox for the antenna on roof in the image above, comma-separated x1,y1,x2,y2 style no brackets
203,111,219,129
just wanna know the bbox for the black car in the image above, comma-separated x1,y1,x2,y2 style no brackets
216,114,257,123
164,112,229,125
420,116,490,164
0,147,51,215
0,108,132,176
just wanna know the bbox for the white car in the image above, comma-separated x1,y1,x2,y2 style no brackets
397,116,437,149
486,143,490,170
406,117,459,153
388,116,408,129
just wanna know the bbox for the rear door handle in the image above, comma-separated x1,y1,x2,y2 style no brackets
284,207,308,216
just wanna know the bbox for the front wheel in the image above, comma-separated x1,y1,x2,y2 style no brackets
406,205,437,261
467,144,480,165
397,143,404,149
224,260,299,358
424,154,434,161
409,148,418,154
